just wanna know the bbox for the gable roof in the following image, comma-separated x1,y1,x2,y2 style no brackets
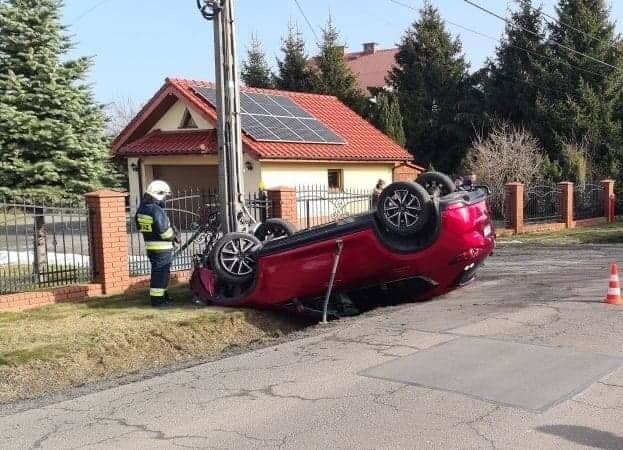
344,48,398,93
113,78,416,164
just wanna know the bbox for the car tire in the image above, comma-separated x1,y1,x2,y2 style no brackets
211,233,262,285
376,181,432,236
416,171,456,197
254,218,295,242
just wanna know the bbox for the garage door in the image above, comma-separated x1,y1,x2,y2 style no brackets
152,165,218,193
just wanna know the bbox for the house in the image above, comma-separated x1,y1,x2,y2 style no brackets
112,78,423,208
344,43,398,94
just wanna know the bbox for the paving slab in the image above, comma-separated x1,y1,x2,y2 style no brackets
362,336,622,412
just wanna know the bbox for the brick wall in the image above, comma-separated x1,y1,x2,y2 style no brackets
393,163,422,183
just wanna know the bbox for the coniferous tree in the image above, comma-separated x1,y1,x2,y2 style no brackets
539,0,623,176
390,1,480,172
484,0,547,132
314,16,367,114
0,0,118,199
369,91,406,147
274,23,317,92
241,34,273,89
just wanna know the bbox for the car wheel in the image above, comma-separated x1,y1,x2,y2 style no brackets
254,218,295,242
416,171,456,197
377,181,432,236
211,233,261,285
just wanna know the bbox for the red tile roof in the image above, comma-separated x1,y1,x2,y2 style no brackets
118,130,217,156
344,48,398,93
114,78,417,165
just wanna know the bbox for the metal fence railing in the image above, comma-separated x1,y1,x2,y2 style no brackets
524,184,561,223
296,186,374,230
574,183,604,220
486,187,506,227
0,199,92,294
127,189,271,276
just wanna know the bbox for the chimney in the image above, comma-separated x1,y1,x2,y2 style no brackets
363,42,379,55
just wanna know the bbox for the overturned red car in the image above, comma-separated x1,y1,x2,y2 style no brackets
190,172,495,315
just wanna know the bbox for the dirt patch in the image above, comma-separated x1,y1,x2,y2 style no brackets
0,286,306,404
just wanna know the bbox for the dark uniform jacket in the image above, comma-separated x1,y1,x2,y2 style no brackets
135,199,175,251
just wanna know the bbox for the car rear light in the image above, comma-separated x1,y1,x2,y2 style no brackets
483,224,492,237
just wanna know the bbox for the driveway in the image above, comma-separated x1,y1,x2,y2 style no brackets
2,243,623,449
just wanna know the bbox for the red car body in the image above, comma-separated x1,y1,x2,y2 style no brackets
193,188,495,309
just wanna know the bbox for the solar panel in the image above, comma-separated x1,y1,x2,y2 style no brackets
193,87,345,145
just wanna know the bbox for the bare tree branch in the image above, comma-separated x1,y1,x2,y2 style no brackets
105,96,142,138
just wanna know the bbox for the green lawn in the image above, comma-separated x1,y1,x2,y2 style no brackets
499,222,623,245
0,286,306,404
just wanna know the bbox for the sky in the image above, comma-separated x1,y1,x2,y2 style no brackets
61,0,623,105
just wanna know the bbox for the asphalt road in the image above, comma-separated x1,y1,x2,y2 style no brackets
2,243,623,449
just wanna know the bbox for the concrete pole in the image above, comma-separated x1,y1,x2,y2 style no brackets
208,0,246,233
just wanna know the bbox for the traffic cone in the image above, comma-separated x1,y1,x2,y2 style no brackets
605,263,623,305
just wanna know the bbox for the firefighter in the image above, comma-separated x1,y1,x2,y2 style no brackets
135,180,178,307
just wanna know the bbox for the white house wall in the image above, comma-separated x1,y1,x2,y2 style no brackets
150,100,213,131
259,162,393,190
342,164,393,189
243,154,262,194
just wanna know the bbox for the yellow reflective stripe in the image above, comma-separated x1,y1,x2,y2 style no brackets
137,214,154,223
145,241,174,250
150,288,166,297
160,228,174,240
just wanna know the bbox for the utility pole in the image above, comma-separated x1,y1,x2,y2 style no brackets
197,0,246,234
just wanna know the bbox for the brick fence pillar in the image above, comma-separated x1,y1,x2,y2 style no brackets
601,179,615,223
85,190,130,295
267,187,298,228
505,182,524,234
558,182,574,228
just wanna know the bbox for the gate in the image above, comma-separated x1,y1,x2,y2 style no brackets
524,184,561,223
574,183,604,220
127,189,271,276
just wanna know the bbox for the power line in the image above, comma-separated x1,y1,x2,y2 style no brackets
292,0,320,44
517,0,607,46
387,0,605,80
463,0,619,72
70,0,111,25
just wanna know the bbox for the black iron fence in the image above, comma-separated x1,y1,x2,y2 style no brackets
127,189,272,276
487,187,506,227
296,186,374,230
524,184,561,223
574,183,604,220
0,199,92,294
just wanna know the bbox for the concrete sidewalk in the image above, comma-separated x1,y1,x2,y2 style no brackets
1,244,623,449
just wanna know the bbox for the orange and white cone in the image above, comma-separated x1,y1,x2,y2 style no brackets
605,263,623,305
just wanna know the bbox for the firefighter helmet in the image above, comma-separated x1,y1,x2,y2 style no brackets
145,180,172,202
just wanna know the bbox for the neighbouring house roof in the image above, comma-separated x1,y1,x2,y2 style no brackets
113,78,418,165
344,47,398,94
118,130,217,156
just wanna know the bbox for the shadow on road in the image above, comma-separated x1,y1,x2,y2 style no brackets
536,425,623,450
